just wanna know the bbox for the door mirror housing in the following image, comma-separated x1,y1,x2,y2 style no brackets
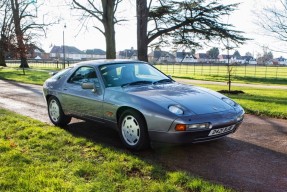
81,82,101,94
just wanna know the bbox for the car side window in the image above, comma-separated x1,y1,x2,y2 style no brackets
68,66,98,84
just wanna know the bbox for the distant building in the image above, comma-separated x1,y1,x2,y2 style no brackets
274,56,287,65
175,52,197,63
50,45,84,60
241,56,257,64
84,49,106,60
26,44,48,59
118,47,137,59
194,53,209,63
218,54,234,63
148,50,176,63
50,46,106,60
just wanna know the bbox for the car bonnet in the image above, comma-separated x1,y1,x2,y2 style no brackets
123,83,234,115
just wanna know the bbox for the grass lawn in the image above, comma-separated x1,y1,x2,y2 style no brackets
0,67,51,85
0,108,231,192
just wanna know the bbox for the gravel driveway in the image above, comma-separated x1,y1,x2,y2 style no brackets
0,79,286,192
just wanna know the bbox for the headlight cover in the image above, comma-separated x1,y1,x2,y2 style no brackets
168,105,184,115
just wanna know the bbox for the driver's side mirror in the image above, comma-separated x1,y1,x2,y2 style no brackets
81,82,101,94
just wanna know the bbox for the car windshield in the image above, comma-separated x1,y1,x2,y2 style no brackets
99,62,172,87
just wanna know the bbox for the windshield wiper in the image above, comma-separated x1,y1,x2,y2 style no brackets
153,78,174,85
121,81,153,87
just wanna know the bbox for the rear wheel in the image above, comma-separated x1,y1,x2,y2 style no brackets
48,96,71,127
119,109,150,151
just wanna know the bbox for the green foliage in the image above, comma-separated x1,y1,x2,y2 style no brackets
207,47,220,59
0,109,232,192
148,0,248,48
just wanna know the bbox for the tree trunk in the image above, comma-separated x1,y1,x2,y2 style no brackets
102,0,116,59
10,0,29,68
136,0,148,62
0,39,7,67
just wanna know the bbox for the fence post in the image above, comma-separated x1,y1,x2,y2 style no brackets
245,64,247,77
201,63,203,76
265,65,267,79
276,65,279,79
254,64,257,77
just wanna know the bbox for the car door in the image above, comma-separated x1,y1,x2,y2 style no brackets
61,66,104,121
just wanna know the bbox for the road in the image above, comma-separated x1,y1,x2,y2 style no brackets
0,79,286,192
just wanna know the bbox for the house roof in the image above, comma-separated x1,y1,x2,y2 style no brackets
275,56,286,61
85,49,106,55
119,49,138,58
219,54,232,59
148,51,175,59
176,52,195,59
50,46,84,54
195,53,208,59
241,56,255,61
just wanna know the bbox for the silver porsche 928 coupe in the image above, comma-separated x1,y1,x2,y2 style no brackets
43,59,244,151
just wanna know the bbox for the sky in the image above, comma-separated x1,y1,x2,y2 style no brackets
36,0,287,58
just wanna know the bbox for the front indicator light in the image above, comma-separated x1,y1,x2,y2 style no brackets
175,124,186,131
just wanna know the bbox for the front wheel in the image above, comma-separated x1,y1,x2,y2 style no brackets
119,109,150,151
48,96,71,127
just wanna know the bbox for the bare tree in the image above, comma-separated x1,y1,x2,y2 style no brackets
257,46,273,65
258,0,287,42
137,0,249,62
72,0,124,59
0,0,13,67
10,0,54,68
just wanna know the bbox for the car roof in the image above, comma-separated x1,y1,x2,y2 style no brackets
71,59,146,67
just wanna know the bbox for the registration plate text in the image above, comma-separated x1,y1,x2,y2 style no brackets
208,125,235,136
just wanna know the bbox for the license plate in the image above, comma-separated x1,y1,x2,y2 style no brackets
208,125,235,136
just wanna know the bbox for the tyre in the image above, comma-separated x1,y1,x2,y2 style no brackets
48,96,71,127
119,109,150,151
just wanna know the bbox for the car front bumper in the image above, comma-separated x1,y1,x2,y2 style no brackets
148,120,242,144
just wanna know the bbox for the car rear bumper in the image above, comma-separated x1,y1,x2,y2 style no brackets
148,121,242,144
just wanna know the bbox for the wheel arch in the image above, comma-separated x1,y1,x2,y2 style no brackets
116,106,147,128
45,94,53,103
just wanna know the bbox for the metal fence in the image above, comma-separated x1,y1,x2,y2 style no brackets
5,60,287,80
154,63,287,80
5,59,78,69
